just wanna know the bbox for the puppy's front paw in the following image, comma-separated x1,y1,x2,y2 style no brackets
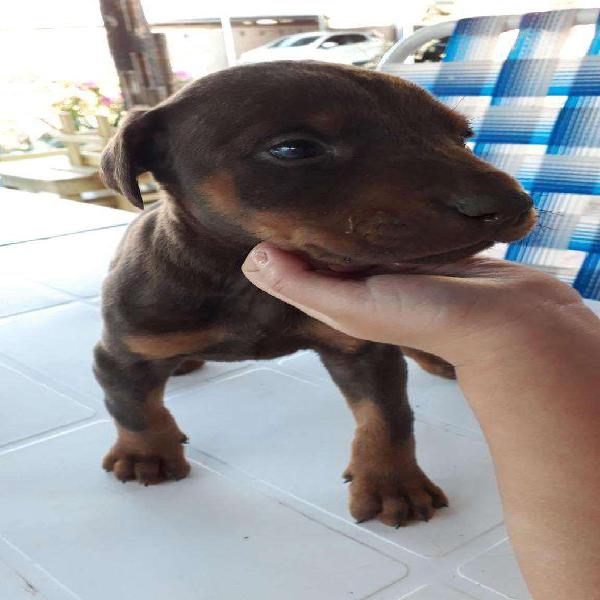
344,462,448,528
102,427,190,485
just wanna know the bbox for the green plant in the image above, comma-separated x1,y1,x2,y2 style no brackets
52,81,124,131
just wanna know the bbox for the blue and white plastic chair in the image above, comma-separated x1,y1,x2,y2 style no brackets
379,8,600,300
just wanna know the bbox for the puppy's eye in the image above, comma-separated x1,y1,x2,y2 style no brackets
268,139,325,161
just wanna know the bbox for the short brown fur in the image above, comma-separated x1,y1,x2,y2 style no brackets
125,330,225,360
95,61,535,526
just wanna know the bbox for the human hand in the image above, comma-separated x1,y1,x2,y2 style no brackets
241,243,583,365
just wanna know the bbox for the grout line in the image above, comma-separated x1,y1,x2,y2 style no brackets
0,359,96,413
362,578,423,600
427,524,508,574
186,444,435,561
0,418,107,456
0,298,79,321
456,572,519,600
0,223,129,248
0,534,84,600
165,364,260,400
455,536,517,600
0,298,98,327
166,364,323,401
186,451,413,567
0,349,103,410
11,281,95,302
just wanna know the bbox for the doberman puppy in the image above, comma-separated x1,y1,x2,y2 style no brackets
95,61,535,528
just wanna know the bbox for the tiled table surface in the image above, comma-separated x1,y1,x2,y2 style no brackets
1,189,599,600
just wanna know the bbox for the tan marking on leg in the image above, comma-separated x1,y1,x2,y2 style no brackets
349,401,416,471
400,346,456,380
173,358,206,376
302,320,366,353
103,387,190,484
124,330,224,360
345,400,448,526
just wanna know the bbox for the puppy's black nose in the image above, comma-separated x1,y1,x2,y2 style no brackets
455,192,533,223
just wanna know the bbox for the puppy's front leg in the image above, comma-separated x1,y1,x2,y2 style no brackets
93,342,190,485
319,344,448,527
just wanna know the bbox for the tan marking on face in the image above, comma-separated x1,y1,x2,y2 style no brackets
199,171,353,258
199,172,391,257
199,171,242,217
199,174,352,253
250,210,364,259
249,212,298,247
124,329,224,360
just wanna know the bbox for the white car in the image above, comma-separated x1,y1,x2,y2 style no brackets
239,31,387,67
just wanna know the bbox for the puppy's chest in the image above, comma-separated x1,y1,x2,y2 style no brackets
162,287,305,360
201,295,305,360
125,307,301,361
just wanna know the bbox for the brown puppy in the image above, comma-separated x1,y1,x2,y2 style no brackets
95,61,535,528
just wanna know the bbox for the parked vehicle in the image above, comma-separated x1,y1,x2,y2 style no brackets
239,31,388,67
413,37,449,62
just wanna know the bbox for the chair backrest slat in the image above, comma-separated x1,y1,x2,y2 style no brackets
379,8,600,299
385,57,600,96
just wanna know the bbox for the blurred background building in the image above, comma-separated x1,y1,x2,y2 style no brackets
0,0,597,155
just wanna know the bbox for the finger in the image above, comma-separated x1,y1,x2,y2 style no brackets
241,243,371,328
383,256,513,278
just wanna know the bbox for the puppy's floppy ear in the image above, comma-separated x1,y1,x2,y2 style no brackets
100,108,163,209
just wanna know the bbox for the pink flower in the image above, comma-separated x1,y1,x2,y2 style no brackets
80,81,98,90
174,70,192,80
100,95,113,106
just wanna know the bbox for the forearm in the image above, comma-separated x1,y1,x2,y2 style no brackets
456,304,600,600
241,245,600,597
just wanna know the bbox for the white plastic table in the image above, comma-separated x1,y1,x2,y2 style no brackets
0,189,598,600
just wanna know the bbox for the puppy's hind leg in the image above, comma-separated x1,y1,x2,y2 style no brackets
400,347,456,380
172,359,206,376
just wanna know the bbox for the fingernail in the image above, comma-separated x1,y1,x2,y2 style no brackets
243,247,269,273
252,249,268,266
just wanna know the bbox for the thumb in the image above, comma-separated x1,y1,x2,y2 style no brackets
241,243,371,331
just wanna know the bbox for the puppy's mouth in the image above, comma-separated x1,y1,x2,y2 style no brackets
305,240,494,276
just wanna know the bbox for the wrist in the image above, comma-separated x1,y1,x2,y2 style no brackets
439,297,599,369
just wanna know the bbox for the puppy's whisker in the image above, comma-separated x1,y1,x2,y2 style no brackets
450,96,466,111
